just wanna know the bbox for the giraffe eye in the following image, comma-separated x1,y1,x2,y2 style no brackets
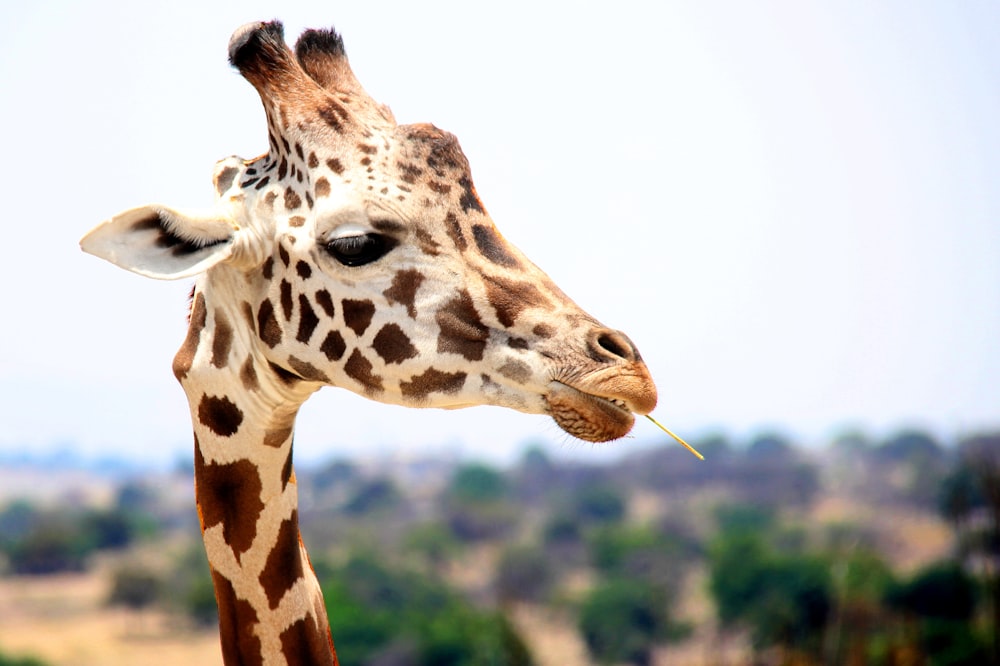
325,233,395,266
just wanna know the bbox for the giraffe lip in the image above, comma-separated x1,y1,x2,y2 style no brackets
544,382,637,443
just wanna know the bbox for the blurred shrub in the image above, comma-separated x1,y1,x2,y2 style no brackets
107,564,164,610
495,546,555,603
2,504,152,575
343,478,401,516
578,577,672,666
885,561,978,622
588,525,689,591
569,484,625,525
708,531,831,654
442,464,516,541
403,523,461,570
0,650,48,666
321,554,534,665
446,464,508,503
6,518,90,575
163,544,218,627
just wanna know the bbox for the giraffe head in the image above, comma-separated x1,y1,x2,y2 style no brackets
81,21,656,442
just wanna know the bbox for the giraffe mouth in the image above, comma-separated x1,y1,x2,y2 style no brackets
544,381,637,443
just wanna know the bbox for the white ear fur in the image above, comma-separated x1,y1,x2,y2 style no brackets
80,205,238,280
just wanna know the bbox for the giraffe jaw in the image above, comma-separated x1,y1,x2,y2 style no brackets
544,381,640,443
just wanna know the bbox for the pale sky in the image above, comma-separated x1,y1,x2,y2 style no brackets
2,1,998,466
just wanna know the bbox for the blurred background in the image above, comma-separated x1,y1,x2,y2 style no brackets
1,1,998,664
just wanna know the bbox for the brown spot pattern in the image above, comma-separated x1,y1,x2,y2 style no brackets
458,175,484,213
344,349,383,393
263,426,293,448
320,331,347,361
285,187,302,210
427,180,451,194
280,612,336,666
211,309,233,369
289,215,306,228
382,269,424,318
508,337,529,350
240,355,260,391
398,162,423,184
342,299,376,336
326,158,344,174
498,359,531,383
533,323,555,338
257,299,282,347
400,368,467,400
314,177,331,198
258,511,305,610
280,280,294,321
262,256,274,280
372,323,418,364
483,273,552,328
195,445,262,559
436,290,489,361
296,295,319,343
296,260,312,279
172,292,206,380
414,226,441,256
472,224,521,268
215,166,238,195
314,289,336,317
319,101,349,131
445,212,467,251
198,394,244,437
212,572,264,666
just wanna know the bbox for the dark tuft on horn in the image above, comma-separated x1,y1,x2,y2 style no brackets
294,27,359,93
228,20,291,77
294,27,347,61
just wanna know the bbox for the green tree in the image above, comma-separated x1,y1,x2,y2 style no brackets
885,561,988,665
708,532,831,655
885,561,977,622
579,578,670,666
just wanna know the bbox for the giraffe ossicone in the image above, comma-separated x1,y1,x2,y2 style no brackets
82,20,657,665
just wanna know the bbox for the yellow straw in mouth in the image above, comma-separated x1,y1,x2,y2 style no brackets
644,415,705,460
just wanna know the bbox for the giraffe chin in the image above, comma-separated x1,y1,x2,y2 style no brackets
545,382,637,443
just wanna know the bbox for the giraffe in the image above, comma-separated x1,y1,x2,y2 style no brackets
81,21,657,666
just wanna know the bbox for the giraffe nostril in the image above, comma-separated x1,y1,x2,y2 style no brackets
591,329,640,363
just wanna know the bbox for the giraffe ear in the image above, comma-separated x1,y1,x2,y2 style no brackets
81,205,238,280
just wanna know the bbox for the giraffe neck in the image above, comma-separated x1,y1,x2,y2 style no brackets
175,287,338,666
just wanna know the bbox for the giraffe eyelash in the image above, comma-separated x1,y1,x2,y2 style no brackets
324,232,396,266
